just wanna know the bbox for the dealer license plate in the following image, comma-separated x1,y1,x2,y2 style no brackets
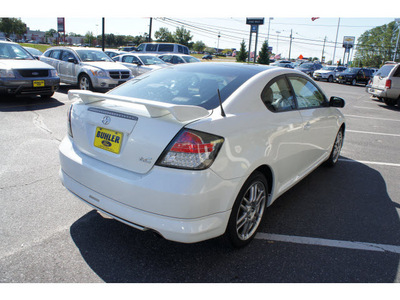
94,127,123,154
33,80,45,87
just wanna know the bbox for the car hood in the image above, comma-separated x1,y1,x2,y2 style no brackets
0,59,55,70
81,61,130,71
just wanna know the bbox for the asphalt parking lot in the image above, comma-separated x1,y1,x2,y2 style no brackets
0,81,399,283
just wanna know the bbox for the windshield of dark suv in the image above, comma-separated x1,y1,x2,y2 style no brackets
0,42,34,60
75,49,113,62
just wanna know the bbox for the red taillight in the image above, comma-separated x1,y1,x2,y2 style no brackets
385,79,392,89
170,131,214,154
157,129,224,170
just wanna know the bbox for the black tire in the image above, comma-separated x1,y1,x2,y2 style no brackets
325,128,344,167
79,74,93,90
226,171,268,248
328,75,333,83
40,92,54,99
384,98,396,106
397,97,400,107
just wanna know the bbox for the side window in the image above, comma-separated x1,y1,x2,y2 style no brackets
60,51,75,62
122,55,139,64
393,66,400,77
288,76,326,109
158,44,173,52
178,45,183,53
43,50,52,57
50,50,61,59
183,46,189,54
145,44,158,52
172,56,184,64
261,76,296,112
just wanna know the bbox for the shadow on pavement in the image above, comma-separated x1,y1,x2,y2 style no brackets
69,157,400,283
0,94,64,112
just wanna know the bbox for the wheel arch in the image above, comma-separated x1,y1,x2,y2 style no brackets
251,164,274,206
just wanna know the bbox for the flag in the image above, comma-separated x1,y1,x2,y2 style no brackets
311,17,320,21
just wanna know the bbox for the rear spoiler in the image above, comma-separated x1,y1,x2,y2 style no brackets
68,90,210,122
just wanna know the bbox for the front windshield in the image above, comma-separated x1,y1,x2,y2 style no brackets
108,63,266,110
343,68,360,74
139,55,166,65
75,49,113,62
0,43,34,60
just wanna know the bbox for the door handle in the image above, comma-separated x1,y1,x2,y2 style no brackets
304,122,311,130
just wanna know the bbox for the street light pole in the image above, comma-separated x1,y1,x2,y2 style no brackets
332,17,340,65
276,31,281,55
267,17,273,42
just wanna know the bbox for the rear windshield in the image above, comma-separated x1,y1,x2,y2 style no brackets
376,65,395,77
108,63,269,110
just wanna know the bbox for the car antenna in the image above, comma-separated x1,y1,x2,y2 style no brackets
217,89,226,117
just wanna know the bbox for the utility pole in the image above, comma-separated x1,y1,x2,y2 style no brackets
289,29,293,60
332,18,340,65
102,17,105,52
148,17,152,42
321,36,326,63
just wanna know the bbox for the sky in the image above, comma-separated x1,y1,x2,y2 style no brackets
4,0,400,63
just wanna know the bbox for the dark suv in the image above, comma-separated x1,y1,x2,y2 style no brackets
337,68,374,86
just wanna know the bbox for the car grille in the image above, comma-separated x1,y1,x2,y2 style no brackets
17,69,49,78
109,71,130,80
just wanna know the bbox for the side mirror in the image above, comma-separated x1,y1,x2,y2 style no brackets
68,57,77,64
329,96,345,108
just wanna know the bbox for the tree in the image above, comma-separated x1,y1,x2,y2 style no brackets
173,26,193,47
84,31,95,46
257,41,270,65
237,40,248,62
0,18,27,38
193,41,206,52
354,21,399,67
154,27,174,42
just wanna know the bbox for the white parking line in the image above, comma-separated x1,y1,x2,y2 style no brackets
353,106,386,111
339,158,400,167
344,115,400,122
346,130,400,137
255,233,400,254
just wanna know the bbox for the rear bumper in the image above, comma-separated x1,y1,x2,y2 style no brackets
367,87,386,98
59,136,240,243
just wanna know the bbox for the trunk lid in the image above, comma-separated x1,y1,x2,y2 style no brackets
68,90,210,174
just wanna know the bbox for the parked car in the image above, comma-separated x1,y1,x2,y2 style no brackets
104,49,128,59
118,46,137,52
336,67,374,86
23,46,43,59
112,53,169,77
313,65,347,82
158,53,200,64
295,62,322,76
0,40,59,98
202,54,213,60
40,47,132,91
135,43,189,55
60,62,345,248
367,62,400,106
271,61,294,68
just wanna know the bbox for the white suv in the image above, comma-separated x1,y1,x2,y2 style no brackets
313,65,347,82
367,62,400,107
